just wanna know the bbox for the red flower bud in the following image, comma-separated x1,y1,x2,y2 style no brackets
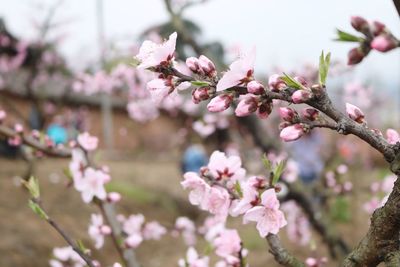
347,47,365,65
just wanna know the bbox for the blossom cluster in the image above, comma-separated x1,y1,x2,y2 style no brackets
181,151,287,238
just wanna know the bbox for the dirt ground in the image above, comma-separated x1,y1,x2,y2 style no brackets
0,154,379,267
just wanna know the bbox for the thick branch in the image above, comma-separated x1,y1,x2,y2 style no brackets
393,0,400,18
266,234,306,267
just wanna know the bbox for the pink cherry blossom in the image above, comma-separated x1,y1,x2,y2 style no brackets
230,181,259,216
371,35,397,52
386,129,400,144
345,103,365,123
142,221,167,240
50,246,85,267
88,214,110,249
174,216,197,245
107,192,122,203
192,120,216,137
178,247,209,267
204,186,231,217
69,148,87,186
123,214,145,236
213,229,241,260
127,99,160,123
280,124,305,142
78,168,108,203
216,47,256,92
77,132,98,151
243,189,287,236
125,233,143,248
113,263,122,267
207,150,246,182
135,32,177,69
181,172,211,207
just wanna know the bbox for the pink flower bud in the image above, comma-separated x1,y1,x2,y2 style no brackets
279,107,298,122
280,124,305,142
235,95,259,117
294,76,308,87
14,123,24,133
347,47,365,65
0,110,6,122
186,57,200,73
386,129,400,144
247,80,265,95
268,74,286,91
257,101,273,119
192,87,211,104
100,225,112,235
302,108,319,121
198,55,216,77
107,192,122,203
345,103,365,123
207,94,233,112
279,121,291,131
291,90,313,103
372,21,386,36
371,35,398,52
350,16,369,32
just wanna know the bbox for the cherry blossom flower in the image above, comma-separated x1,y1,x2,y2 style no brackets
127,99,160,123
77,168,109,203
216,47,256,92
207,151,246,183
213,229,241,260
243,189,287,236
135,32,177,69
88,214,111,249
174,216,197,245
181,172,211,207
386,129,400,144
142,221,167,240
204,186,231,217
49,246,85,267
230,181,259,216
178,247,209,267
77,132,98,151
125,233,143,249
123,214,145,248
69,148,87,185
107,192,122,203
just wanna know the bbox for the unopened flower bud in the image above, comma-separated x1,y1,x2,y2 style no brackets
207,94,233,112
186,57,200,73
279,107,298,122
294,76,308,87
107,192,122,203
198,55,216,77
345,103,365,123
291,90,313,103
279,121,292,131
235,95,259,117
371,35,398,52
347,47,365,65
247,80,265,95
192,87,211,104
302,108,319,121
372,21,386,36
350,16,369,32
100,225,112,235
268,74,286,91
280,124,306,142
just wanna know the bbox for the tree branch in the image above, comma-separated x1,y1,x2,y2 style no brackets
393,0,400,18
266,234,306,267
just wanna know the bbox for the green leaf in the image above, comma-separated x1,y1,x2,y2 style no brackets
234,180,243,198
330,196,351,222
335,29,364,42
281,73,303,90
261,154,272,171
190,80,210,86
272,160,286,185
23,176,40,198
28,200,48,220
130,58,141,67
319,51,331,86
77,240,90,254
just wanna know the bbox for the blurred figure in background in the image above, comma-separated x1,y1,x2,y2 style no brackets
181,144,207,174
46,115,67,145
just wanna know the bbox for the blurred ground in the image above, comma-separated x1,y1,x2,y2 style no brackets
0,155,380,267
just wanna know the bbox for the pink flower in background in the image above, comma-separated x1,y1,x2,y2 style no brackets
280,124,305,142
243,189,287,236
345,103,365,123
78,168,108,203
305,257,328,267
69,148,87,185
88,214,111,249
174,216,197,245
113,263,122,267
381,175,396,193
127,99,160,123
363,197,381,214
181,172,211,207
142,221,167,240
204,186,231,217
123,214,145,236
49,246,85,267
107,192,122,203
386,129,400,144
135,32,177,69
178,247,210,267
208,151,246,182
77,132,98,151
125,233,143,249
213,229,241,260
281,201,311,246
192,120,216,137
216,47,256,92
0,110,6,121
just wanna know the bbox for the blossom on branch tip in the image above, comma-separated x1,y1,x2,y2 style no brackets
77,168,108,203
345,103,365,123
207,150,246,183
350,16,369,32
88,214,110,249
371,35,398,52
216,47,256,92
213,229,242,261
77,132,98,151
135,32,177,69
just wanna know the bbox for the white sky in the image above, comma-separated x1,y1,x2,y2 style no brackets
1,0,400,88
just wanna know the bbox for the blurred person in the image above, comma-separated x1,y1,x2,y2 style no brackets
46,115,67,145
181,144,208,174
